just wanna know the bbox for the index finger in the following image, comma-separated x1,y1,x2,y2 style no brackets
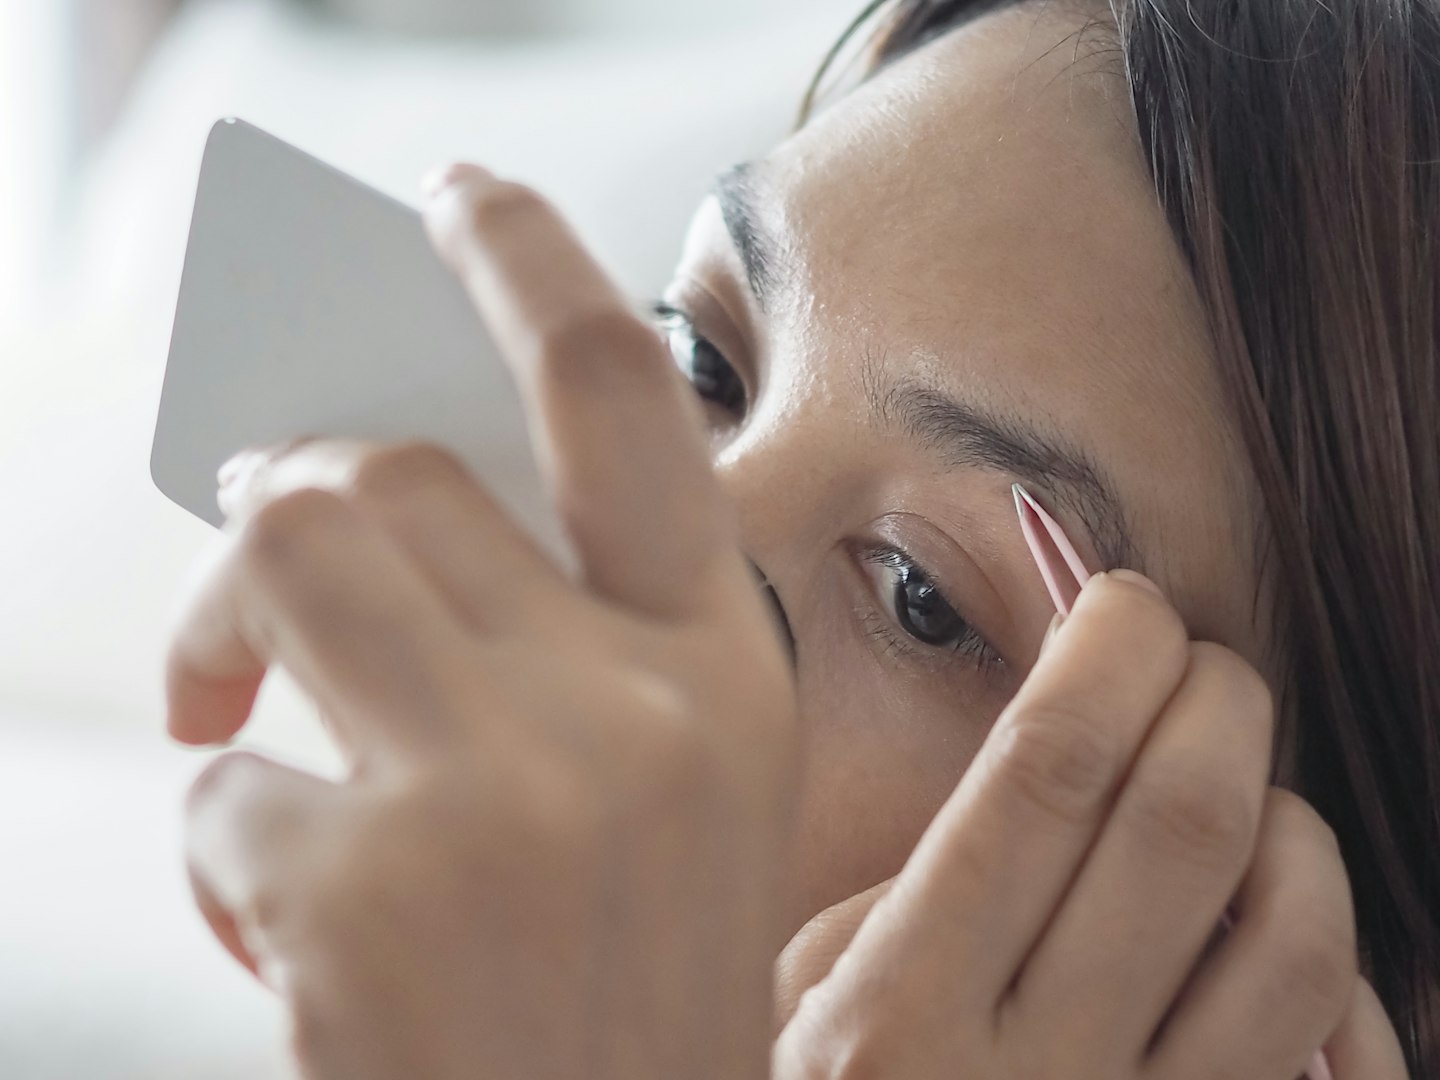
422,164,741,620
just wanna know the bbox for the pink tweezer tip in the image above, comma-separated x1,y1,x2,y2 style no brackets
1014,487,1071,614
1012,482,1093,615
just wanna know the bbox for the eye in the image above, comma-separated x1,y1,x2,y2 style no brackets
651,302,746,415
857,543,1004,675
875,548,968,646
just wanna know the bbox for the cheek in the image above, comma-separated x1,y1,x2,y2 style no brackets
780,651,999,939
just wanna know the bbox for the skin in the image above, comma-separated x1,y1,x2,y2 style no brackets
662,2,1273,935
167,3,1410,1077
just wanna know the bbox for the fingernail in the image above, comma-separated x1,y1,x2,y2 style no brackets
218,449,259,487
217,481,240,520
1039,611,1065,657
1305,1049,1334,1080
218,436,316,490
421,162,493,199
421,165,459,199
1104,568,1164,598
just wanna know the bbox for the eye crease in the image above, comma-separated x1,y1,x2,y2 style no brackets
651,301,747,415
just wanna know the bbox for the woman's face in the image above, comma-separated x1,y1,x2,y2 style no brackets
661,3,1273,937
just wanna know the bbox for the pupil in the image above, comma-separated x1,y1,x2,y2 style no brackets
896,569,961,645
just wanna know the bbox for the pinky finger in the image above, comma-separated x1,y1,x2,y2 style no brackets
1325,977,1409,1080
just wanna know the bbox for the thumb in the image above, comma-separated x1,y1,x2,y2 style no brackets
773,877,897,1035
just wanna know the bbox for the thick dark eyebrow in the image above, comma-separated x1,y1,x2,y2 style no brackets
865,361,1144,575
711,161,782,311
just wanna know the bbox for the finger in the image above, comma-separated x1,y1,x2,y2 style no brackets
773,878,896,1035
422,164,743,619
1009,642,1272,1058
166,487,476,758
218,436,567,637
187,862,264,983
836,569,1191,1007
1325,976,1408,1080
184,750,338,981
1149,788,1357,1080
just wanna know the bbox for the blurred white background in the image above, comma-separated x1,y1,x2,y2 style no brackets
0,0,861,1074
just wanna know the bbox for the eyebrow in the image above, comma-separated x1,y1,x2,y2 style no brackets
864,359,1144,576
711,161,782,311
710,163,1141,577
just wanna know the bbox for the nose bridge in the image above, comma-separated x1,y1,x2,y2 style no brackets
714,409,853,577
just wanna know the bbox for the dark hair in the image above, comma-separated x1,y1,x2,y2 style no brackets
801,0,1440,1073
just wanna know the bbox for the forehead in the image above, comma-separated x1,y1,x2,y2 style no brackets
769,7,1194,401
749,5,1267,657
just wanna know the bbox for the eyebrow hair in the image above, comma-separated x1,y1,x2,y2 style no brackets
711,161,782,311
863,356,1144,576
708,166,1139,577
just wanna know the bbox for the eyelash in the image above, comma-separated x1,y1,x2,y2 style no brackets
650,300,1004,679
857,544,1005,677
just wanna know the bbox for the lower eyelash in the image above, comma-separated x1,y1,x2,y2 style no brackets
860,606,912,664
855,544,1005,676
855,602,1002,677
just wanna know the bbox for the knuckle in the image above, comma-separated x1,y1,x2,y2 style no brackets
636,708,713,806
239,488,348,569
1267,789,1350,878
1267,789,1357,930
348,441,471,502
517,759,609,857
184,749,266,817
1258,794,1359,1014
595,672,715,813
463,178,552,238
1262,784,1314,827
782,994,898,1080
1275,911,1357,1014
1187,642,1275,732
992,701,1121,827
1126,761,1258,868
